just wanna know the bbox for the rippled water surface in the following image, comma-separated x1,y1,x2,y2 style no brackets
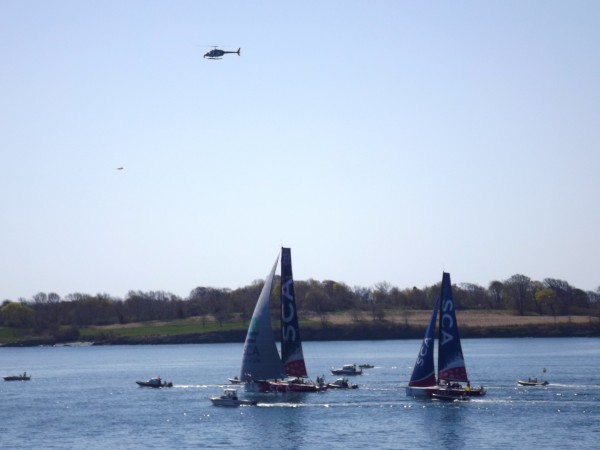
1,338,599,449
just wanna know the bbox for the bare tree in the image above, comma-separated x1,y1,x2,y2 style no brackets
535,288,559,320
488,281,504,309
504,274,534,316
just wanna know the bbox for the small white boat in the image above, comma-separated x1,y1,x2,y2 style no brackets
135,376,173,388
517,378,549,386
228,376,244,384
210,389,257,407
330,364,362,376
327,377,358,389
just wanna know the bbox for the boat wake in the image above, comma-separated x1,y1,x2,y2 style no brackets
173,384,209,389
256,402,317,408
546,383,598,388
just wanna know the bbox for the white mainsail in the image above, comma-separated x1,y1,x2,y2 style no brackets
240,256,285,382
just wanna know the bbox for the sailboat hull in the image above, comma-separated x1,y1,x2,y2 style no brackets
465,386,487,396
243,381,271,393
405,386,437,397
432,389,469,401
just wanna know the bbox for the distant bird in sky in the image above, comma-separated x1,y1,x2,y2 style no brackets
116,167,124,170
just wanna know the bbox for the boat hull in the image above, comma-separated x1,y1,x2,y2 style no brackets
210,388,257,406
432,390,469,401
327,378,358,389
405,386,437,397
136,381,173,388
465,386,487,396
330,367,362,376
3,376,31,381
406,384,484,398
330,370,362,375
517,380,548,386
243,381,271,393
210,398,257,407
266,380,321,392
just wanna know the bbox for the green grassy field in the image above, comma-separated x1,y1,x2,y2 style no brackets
79,320,247,339
1,311,597,345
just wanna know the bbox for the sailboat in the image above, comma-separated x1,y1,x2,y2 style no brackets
406,272,486,399
239,248,323,393
267,247,323,392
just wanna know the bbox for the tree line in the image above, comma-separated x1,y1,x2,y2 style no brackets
1,274,599,339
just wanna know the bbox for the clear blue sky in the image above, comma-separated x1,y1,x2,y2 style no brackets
1,1,598,301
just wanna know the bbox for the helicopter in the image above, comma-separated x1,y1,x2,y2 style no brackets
203,47,241,59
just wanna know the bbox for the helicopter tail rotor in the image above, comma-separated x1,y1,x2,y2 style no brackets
237,48,241,55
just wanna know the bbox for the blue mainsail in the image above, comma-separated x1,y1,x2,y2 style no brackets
407,296,440,388
437,272,468,382
280,247,308,378
240,256,285,382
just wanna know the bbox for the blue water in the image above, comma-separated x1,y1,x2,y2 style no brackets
1,338,599,449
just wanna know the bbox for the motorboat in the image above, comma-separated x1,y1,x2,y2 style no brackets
359,364,374,369
517,378,549,386
330,364,362,376
135,376,173,388
228,376,244,384
327,377,358,389
210,389,257,407
3,372,31,381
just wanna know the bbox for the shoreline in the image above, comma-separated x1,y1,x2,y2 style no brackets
2,321,599,347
